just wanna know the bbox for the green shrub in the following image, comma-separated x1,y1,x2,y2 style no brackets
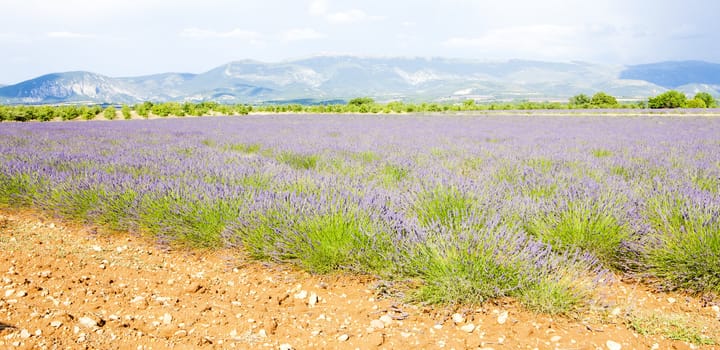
402,223,595,314
413,186,474,230
228,143,262,154
277,151,319,170
569,94,591,107
233,204,393,274
138,194,235,248
694,92,717,108
524,199,632,268
121,104,132,119
379,163,408,186
408,240,524,305
590,92,618,107
648,90,687,109
686,98,707,108
103,106,117,120
645,194,720,293
591,148,613,158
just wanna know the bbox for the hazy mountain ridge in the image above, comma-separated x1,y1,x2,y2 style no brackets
1,57,718,104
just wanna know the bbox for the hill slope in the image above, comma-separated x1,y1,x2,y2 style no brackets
1,57,717,104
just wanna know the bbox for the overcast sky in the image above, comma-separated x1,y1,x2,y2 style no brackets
1,0,718,84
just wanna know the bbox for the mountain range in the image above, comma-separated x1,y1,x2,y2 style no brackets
1,56,719,105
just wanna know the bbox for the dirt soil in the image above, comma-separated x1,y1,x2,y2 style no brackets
1,210,719,350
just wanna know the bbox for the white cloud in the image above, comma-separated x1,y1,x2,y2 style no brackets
179,27,261,42
46,31,96,39
3,0,156,19
443,25,586,59
308,0,383,23
282,28,326,41
326,9,383,23
445,25,577,47
0,32,20,41
308,0,328,16
670,24,702,39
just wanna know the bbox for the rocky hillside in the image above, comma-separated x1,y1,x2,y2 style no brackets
1,57,718,104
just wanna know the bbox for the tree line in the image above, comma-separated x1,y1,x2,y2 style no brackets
0,91,717,122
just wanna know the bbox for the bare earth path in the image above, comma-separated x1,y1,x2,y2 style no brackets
1,210,718,349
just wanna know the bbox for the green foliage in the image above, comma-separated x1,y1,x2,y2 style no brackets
348,97,375,106
590,92,618,107
135,102,152,118
648,90,687,109
692,168,719,193
352,151,380,164
645,194,720,293
138,194,235,248
0,174,42,207
44,186,101,222
103,106,117,120
379,163,408,186
569,93,591,106
591,148,613,158
235,206,393,274
228,143,262,154
523,183,558,200
517,273,588,315
151,102,185,117
694,92,717,108
92,190,139,231
686,98,707,108
413,186,474,230
525,158,555,173
493,163,522,183
277,151,319,170
403,224,591,314
408,240,523,305
610,165,632,180
121,104,132,119
293,212,391,273
81,106,100,120
0,95,655,122
626,312,717,345
524,199,631,268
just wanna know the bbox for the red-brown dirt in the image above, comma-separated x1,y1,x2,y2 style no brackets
1,210,718,349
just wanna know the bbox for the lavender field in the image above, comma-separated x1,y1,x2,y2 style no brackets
1,115,719,314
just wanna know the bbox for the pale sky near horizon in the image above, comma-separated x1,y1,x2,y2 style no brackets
1,0,718,84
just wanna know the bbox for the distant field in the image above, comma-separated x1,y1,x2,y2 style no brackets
1,114,718,314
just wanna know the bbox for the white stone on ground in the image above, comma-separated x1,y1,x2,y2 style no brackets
497,311,508,324
460,323,475,333
606,340,622,350
370,319,385,329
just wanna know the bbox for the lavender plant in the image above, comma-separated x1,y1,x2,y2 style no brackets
1,114,719,309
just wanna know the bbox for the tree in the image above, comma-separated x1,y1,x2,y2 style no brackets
80,106,95,120
135,103,149,118
569,94,591,106
36,106,55,121
103,106,116,120
121,104,132,119
686,98,707,108
648,90,687,109
348,97,374,106
694,92,717,108
590,92,618,107
0,106,9,121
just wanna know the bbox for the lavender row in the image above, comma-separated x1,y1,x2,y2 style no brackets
1,115,718,311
